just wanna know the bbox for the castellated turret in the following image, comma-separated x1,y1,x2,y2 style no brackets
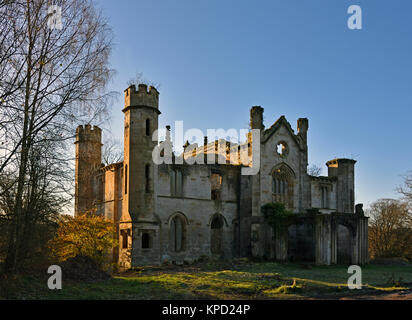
120,83,161,268
326,158,356,213
74,124,102,216
124,83,159,111
76,124,102,143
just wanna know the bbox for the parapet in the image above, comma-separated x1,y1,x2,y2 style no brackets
326,158,356,178
124,83,159,111
326,158,357,168
75,124,102,143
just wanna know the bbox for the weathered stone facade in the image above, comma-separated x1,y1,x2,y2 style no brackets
74,84,368,268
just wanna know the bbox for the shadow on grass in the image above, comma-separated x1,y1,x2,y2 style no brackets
2,260,412,300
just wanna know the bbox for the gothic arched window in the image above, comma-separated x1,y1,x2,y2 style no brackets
272,164,295,209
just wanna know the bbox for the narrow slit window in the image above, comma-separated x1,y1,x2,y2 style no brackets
170,170,176,195
321,186,329,208
124,165,128,194
170,169,183,197
176,170,183,196
145,164,150,193
146,119,150,136
142,233,150,249
121,230,128,249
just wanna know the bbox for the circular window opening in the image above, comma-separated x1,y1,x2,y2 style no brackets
276,142,288,157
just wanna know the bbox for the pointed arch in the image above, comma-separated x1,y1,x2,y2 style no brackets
209,213,227,255
167,211,190,226
270,162,296,178
271,162,295,210
168,212,188,252
207,213,228,227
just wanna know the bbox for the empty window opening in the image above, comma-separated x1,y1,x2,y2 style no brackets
211,172,222,200
272,165,294,209
146,119,150,136
170,169,183,197
121,230,129,249
321,186,329,208
142,232,151,249
350,189,354,212
145,164,150,193
273,178,288,195
276,142,288,157
124,165,128,194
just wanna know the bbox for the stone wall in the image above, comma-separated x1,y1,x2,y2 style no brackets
75,86,368,268
154,163,240,264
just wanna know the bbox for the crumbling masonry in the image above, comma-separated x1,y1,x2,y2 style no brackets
74,84,368,269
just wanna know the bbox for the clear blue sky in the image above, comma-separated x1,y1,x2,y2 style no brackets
98,0,412,208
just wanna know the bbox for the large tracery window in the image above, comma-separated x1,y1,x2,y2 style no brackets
272,179,288,195
272,164,294,209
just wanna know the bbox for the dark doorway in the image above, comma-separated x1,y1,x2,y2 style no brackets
287,223,315,262
211,215,224,254
337,225,352,264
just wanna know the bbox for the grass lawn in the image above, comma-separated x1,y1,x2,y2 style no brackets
3,260,412,300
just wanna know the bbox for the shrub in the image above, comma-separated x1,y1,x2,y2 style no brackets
48,210,117,267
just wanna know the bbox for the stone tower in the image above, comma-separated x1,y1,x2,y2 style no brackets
297,118,310,211
326,158,356,213
249,106,264,257
297,118,309,142
119,84,161,268
250,106,264,131
74,124,102,216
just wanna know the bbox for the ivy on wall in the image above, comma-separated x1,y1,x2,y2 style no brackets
261,202,294,234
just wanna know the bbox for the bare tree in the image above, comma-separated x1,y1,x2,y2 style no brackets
308,164,323,177
102,135,123,166
398,171,412,205
0,0,115,273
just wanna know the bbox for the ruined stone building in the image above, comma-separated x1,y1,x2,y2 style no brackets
74,84,368,269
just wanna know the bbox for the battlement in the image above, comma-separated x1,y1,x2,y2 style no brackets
124,83,159,110
75,124,102,143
